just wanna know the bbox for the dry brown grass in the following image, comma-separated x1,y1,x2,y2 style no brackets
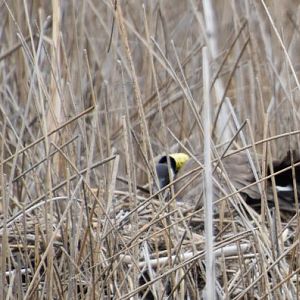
1,0,300,299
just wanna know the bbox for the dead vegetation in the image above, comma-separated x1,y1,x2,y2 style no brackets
1,0,300,299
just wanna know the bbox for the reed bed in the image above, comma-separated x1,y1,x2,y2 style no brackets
1,1,300,299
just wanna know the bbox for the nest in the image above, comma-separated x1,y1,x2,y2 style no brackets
1,171,300,299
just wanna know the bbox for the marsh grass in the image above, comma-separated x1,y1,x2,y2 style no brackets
1,1,300,299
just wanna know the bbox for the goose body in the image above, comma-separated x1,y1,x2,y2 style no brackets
156,151,300,212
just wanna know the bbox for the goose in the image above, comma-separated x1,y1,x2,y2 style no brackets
155,151,300,212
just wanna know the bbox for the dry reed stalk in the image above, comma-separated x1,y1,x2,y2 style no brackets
202,45,215,299
1,1,300,298
199,0,233,144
